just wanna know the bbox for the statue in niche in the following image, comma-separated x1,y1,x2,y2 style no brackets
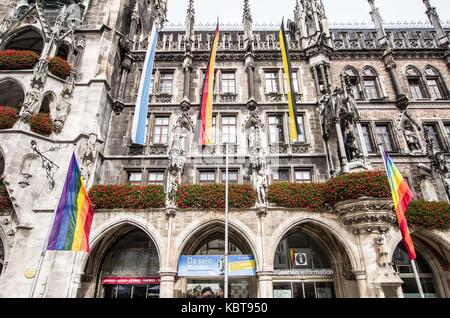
375,234,390,268
344,126,360,161
255,168,268,207
404,125,421,152
22,86,41,114
165,169,178,209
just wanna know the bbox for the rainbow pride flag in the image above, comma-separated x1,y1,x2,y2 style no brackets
382,149,416,260
47,153,94,252
198,22,220,146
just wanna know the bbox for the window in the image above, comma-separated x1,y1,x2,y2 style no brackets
424,67,445,100
265,72,279,93
149,73,155,95
361,124,375,153
375,124,395,152
362,67,380,100
127,172,142,185
295,170,312,183
144,117,149,144
344,67,362,100
406,67,428,100
212,116,217,145
297,115,306,143
424,124,444,150
284,71,299,94
444,124,450,144
159,72,173,94
269,115,285,144
221,116,237,144
153,117,170,144
273,169,290,182
148,171,165,184
221,170,238,183
221,72,236,94
199,170,216,183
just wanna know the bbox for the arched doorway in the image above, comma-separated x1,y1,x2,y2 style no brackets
3,28,44,55
79,226,160,299
392,243,441,298
176,224,257,298
272,223,355,298
40,93,55,114
0,79,25,109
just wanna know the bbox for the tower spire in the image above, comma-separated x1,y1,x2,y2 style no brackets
243,0,253,46
422,0,449,47
185,0,195,50
367,0,388,48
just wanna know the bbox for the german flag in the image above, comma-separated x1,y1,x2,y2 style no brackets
198,22,220,146
279,19,302,142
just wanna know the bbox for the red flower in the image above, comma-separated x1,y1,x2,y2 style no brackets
30,113,54,136
0,106,18,129
0,50,39,70
48,56,72,80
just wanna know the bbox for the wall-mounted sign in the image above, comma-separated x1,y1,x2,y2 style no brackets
102,277,161,285
274,269,334,276
178,255,256,277
294,253,308,266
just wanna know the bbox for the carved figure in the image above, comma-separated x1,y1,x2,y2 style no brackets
344,128,360,161
404,126,420,152
255,168,268,206
165,169,179,209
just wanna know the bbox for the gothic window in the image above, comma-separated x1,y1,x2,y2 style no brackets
297,115,306,143
152,116,170,144
56,43,70,60
424,67,446,100
265,71,279,93
211,115,217,145
158,72,173,95
343,67,362,100
268,115,285,144
294,170,312,183
361,123,375,153
221,71,236,94
375,124,395,152
443,124,450,144
127,172,142,185
0,79,25,109
272,169,290,182
148,72,155,96
147,171,164,184
392,244,439,298
424,123,445,151
3,28,44,55
220,170,238,184
199,170,216,184
283,71,299,94
362,67,381,100
406,67,427,100
221,115,237,144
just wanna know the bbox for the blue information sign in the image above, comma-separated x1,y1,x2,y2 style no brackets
178,255,256,277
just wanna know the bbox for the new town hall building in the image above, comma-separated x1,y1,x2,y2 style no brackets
0,0,449,298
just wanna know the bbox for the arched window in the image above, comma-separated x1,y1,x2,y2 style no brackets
56,43,70,60
406,66,428,100
273,230,336,298
3,28,44,55
362,67,381,100
40,93,55,114
392,244,439,298
424,66,447,100
0,79,25,109
344,67,362,100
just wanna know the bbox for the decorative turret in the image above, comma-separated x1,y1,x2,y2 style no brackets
294,0,331,48
423,0,449,47
368,0,388,48
185,0,195,51
243,0,253,50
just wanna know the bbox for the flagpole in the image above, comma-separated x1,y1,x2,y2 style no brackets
378,144,425,299
224,142,229,299
29,147,76,298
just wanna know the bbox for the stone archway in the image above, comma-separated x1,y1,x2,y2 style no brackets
270,217,361,298
174,219,259,298
2,27,44,55
0,78,25,109
77,223,162,299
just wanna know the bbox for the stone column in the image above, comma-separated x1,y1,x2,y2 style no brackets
384,53,409,110
257,271,274,298
159,271,177,298
335,121,348,168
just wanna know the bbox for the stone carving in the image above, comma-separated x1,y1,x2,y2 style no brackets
374,234,390,267
66,0,83,30
21,86,41,120
424,125,450,173
344,127,360,161
255,168,268,207
404,125,421,152
164,169,178,211
420,179,439,202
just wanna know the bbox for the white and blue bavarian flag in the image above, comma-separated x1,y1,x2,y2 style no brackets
131,22,159,145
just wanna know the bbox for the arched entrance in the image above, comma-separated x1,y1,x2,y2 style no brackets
392,240,444,298
0,79,25,109
2,28,44,55
79,226,160,299
272,223,355,298
176,223,257,298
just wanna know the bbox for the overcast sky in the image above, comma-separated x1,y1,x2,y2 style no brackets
166,0,450,26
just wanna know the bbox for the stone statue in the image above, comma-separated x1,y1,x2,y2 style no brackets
22,86,41,114
344,128,360,161
165,169,179,209
375,234,390,268
255,168,268,206
404,126,420,152
248,126,256,150
66,0,83,30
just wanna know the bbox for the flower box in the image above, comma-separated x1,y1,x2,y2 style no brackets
0,50,39,70
0,106,19,129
